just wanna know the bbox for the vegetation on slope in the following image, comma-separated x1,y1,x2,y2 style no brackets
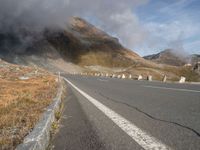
45,17,140,67
0,60,58,150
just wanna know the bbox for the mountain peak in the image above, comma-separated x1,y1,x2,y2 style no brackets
144,49,187,66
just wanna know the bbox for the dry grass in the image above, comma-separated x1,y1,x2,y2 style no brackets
121,64,200,82
0,60,58,150
170,67,200,82
77,51,135,68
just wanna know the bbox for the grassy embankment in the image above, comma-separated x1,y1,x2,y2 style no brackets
0,60,58,150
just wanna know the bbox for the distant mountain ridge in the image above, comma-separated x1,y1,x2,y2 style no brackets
144,49,200,66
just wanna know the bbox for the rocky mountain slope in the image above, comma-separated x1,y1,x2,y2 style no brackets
0,17,145,72
143,49,187,66
45,17,143,67
0,17,199,81
144,49,200,67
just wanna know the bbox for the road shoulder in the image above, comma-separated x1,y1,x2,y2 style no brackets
49,86,105,150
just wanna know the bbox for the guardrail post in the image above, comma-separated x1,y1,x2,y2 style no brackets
162,75,167,82
179,76,186,83
138,75,143,80
122,74,126,79
147,75,152,81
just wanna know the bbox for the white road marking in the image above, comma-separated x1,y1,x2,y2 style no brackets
98,79,109,82
143,85,200,93
64,78,171,150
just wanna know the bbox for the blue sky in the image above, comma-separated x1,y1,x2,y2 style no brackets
2,0,199,56
132,0,200,56
83,0,200,56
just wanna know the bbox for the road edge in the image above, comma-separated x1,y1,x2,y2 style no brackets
16,78,64,150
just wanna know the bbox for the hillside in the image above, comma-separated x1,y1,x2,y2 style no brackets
45,17,142,68
144,49,187,66
0,17,199,81
0,17,145,72
0,59,58,149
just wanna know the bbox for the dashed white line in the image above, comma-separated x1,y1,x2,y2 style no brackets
64,78,171,150
143,85,200,93
98,79,109,82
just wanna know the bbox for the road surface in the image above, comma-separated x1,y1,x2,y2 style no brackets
50,75,200,150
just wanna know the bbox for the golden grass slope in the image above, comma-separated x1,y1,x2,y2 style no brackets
0,60,58,150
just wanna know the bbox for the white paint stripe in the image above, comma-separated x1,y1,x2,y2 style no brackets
143,85,200,93
64,78,171,150
98,79,109,82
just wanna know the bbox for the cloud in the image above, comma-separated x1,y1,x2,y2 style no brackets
98,9,148,49
145,19,199,44
0,0,199,56
134,0,200,56
0,0,148,32
158,0,195,16
0,0,150,54
0,0,71,32
135,19,200,56
184,40,200,54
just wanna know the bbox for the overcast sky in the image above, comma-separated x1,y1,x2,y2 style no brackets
0,0,199,56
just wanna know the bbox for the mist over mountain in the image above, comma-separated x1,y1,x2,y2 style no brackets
0,15,199,82
187,54,200,64
143,49,187,66
143,49,200,66
0,0,149,55
0,0,199,82
0,17,145,74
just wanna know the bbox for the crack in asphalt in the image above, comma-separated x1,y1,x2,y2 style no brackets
97,91,200,137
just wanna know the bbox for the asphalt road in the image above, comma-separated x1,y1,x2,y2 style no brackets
51,75,200,150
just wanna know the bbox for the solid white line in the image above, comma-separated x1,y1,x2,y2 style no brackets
143,85,200,93
64,78,171,150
